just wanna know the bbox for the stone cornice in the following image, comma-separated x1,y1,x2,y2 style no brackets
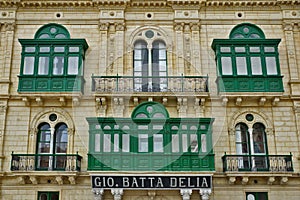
1,0,299,8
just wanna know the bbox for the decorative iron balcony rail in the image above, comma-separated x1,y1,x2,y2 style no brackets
92,75,208,92
222,154,293,172
11,152,82,172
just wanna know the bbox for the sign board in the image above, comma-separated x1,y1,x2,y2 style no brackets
91,175,212,189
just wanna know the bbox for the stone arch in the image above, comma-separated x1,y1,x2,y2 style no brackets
28,108,75,154
228,108,274,135
128,25,172,51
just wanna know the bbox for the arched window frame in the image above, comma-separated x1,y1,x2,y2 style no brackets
132,29,168,92
232,112,271,171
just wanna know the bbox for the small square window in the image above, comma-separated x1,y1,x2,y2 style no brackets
25,47,35,52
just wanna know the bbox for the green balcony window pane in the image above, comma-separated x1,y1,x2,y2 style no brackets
95,134,100,152
122,134,130,152
23,57,35,75
182,134,188,152
69,46,79,52
40,47,50,52
68,57,79,75
250,47,260,52
236,57,247,75
264,47,275,52
53,56,64,75
54,46,65,52
251,57,262,75
220,46,231,52
172,135,179,152
266,57,277,75
38,57,49,75
153,134,163,152
113,134,119,152
201,134,207,153
103,134,111,152
235,47,245,53
221,57,233,75
190,134,198,152
139,134,148,152
25,46,35,52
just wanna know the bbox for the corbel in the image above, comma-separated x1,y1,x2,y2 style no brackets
22,97,30,106
272,97,280,106
241,176,249,185
280,176,288,185
29,176,38,184
72,97,80,106
35,97,43,106
222,97,228,106
236,97,242,106
228,176,236,185
259,97,266,106
68,176,76,185
162,97,168,105
268,176,275,185
59,97,66,106
56,176,63,185
133,97,139,105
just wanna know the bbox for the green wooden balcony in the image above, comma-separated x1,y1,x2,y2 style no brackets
92,75,208,93
11,152,82,172
88,153,215,171
222,154,293,172
216,76,284,93
18,75,85,93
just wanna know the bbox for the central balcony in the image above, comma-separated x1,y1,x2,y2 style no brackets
92,75,208,93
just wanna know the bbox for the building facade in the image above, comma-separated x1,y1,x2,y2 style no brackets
0,0,300,199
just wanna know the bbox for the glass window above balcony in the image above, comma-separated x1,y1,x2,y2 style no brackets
86,101,215,171
212,23,283,92
18,23,88,93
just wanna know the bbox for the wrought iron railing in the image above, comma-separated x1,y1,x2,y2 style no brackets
91,75,208,92
222,153,293,172
11,152,82,172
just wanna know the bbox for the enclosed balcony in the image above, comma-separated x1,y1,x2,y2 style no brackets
222,154,293,172
91,75,208,93
11,153,82,172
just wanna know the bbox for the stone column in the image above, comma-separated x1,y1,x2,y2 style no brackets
111,189,123,200
92,189,104,200
199,189,212,200
180,189,192,200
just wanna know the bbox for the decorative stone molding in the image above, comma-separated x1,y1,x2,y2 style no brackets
180,189,192,200
177,97,188,117
111,188,123,200
148,191,156,200
29,176,38,184
96,97,107,117
72,97,80,106
35,97,43,106
17,176,26,185
268,176,276,185
56,176,64,185
228,176,236,184
162,97,168,105
194,97,205,117
68,176,76,185
259,97,266,106
174,22,200,32
113,97,125,117
222,97,228,106
280,176,289,184
241,176,249,185
236,97,242,106
1,22,15,32
59,97,66,106
92,188,104,200
199,189,212,200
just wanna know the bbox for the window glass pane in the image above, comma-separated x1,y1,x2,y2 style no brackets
134,61,142,71
50,193,59,200
138,134,148,152
236,57,247,75
103,134,111,152
201,134,207,153
69,46,79,52
221,57,233,75
68,57,79,75
53,57,64,75
264,47,275,52
266,57,277,75
172,135,179,152
114,134,119,152
55,34,67,39
39,34,50,39
38,143,50,153
235,47,245,53
247,194,255,200
39,193,48,200
25,47,35,52
54,46,65,52
253,123,266,154
138,125,148,130
182,134,188,152
250,57,262,75
95,134,100,152
40,47,50,52
220,47,231,53
23,57,35,75
190,134,198,152
122,134,130,152
153,134,163,152
55,124,68,153
250,47,260,53
134,49,142,59
38,57,49,75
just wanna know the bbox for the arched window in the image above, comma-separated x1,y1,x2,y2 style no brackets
133,30,167,92
36,122,68,170
235,122,268,171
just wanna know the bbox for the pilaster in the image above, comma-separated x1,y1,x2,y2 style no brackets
0,100,7,170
